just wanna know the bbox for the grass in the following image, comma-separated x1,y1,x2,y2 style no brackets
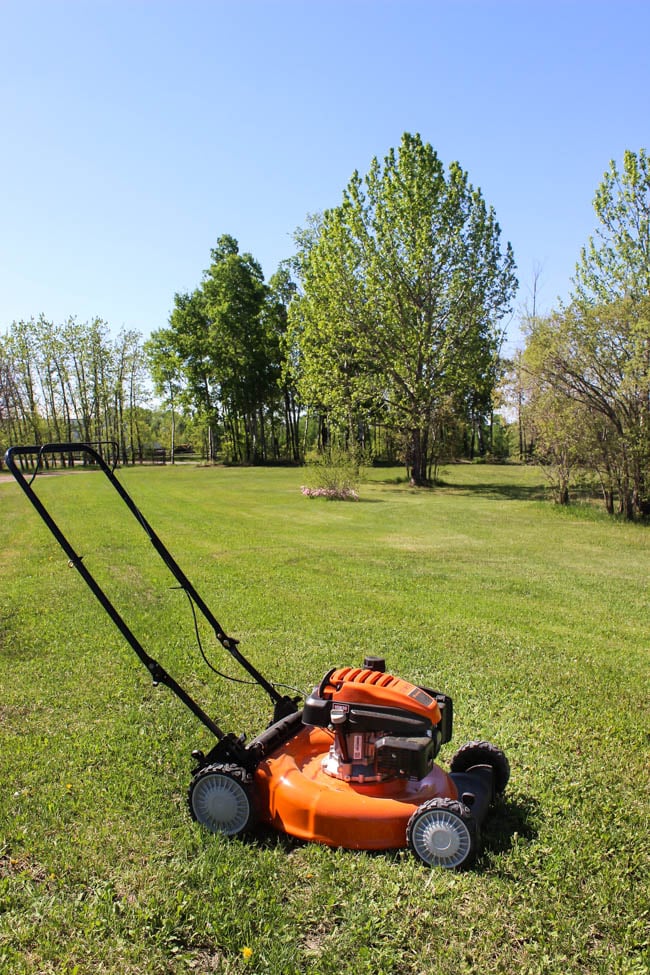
0,462,648,974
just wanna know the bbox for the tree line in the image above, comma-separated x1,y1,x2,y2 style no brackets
146,133,516,482
2,135,647,518
0,317,150,465
0,135,518,476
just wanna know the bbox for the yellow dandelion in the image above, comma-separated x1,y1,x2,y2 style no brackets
241,946,253,960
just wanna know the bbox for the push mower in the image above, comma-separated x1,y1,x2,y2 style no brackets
6,442,509,869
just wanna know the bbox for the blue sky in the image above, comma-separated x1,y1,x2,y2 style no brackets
1,0,648,352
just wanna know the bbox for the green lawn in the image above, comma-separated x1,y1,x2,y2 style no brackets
1,462,648,974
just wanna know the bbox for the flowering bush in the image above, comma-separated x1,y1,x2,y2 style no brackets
301,447,362,500
301,485,359,501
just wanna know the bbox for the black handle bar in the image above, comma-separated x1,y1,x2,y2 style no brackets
4,442,286,738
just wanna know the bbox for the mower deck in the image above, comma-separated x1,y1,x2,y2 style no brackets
255,723,457,850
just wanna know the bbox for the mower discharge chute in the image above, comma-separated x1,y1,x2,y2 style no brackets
6,442,509,869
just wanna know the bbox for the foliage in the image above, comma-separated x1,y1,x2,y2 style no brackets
1,463,647,974
267,266,301,463
144,329,183,462
522,298,650,516
573,148,650,305
202,236,272,461
301,446,362,500
0,317,149,465
515,150,650,518
155,236,299,465
289,133,517,485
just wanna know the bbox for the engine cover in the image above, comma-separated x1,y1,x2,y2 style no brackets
302,666,450,782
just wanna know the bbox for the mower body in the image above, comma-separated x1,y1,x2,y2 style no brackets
192,661,507,867
255,663,455,848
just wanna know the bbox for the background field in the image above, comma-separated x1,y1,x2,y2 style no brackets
1,463,648,974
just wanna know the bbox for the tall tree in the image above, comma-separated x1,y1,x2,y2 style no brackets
165,235,291,464
522,297,650,518
527,148,650,518
201,237,271,462
144,328,183,462
168,288,219,460
266,265,300,461
290,133,517,484
574,148,650,305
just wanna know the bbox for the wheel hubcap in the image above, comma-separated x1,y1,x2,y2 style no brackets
412,809,471,867
191,774,249,835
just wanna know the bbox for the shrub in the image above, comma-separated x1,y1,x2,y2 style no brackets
301,447,361,500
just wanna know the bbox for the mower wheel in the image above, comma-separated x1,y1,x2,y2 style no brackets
450,740,510,796
406,797,477,869
188,763,253,836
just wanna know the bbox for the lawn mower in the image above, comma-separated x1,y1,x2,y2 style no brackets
5,442,509,869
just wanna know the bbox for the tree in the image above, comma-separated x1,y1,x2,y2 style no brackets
522,298,650,518
0,332,35,455
514,150,650,519
163,236,296,464
145,328,183,462
290,133,517,484
574,149,650,305
266,265,300,461
519,324,587,504
167,288,220,460
201,238,272,462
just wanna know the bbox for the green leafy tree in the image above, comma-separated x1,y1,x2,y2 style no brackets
145,328,183,462
266,265,300,461
290,133,517,484
519,326,588,504
164,236,294,464
168,288,220,459
529,149,650,517
574,149,650,305
522,297,650,518
201,237,272,462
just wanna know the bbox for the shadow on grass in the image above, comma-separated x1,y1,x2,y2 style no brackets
374,474,546,501
440,481,547,501
242,825,305,855
480,793,541,858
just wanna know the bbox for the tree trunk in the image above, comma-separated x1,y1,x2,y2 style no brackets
407,427,431,486
169,388,176,464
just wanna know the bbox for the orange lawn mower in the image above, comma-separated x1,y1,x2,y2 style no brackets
6,442,510,870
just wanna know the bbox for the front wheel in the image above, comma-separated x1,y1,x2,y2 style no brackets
188,763,253,836
406,797,477,869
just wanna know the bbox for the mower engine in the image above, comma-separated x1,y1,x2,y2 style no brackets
302,660,453,784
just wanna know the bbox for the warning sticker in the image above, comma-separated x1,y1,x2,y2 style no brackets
408,687,434,707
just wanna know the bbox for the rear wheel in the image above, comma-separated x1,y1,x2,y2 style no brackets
406,797,477,869
450,741,510,796
188,763,253,835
